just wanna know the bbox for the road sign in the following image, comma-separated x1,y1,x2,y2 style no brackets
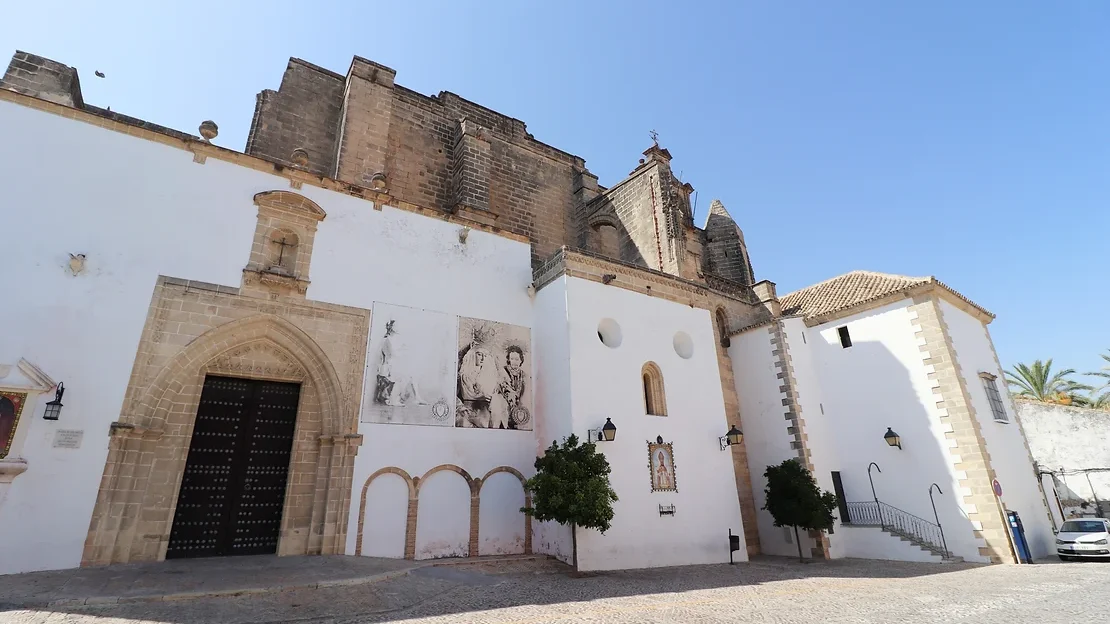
992,478,1003,497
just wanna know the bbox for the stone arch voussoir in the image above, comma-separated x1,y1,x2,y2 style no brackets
134,314,349,436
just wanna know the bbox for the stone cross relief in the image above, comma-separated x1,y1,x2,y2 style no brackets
270,235,296,275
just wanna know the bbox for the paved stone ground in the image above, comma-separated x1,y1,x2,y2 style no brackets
1,557,1106,623
0,555,421,608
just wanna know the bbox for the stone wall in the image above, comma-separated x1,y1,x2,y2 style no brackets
1017,400,1110,513
245,59,345,176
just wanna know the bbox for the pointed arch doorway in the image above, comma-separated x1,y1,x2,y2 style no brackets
82,278,370,567
166,375,302,559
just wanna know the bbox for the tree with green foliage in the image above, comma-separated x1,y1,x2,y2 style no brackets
1083,350,1110,409
1006,359,1091,404
762,459,838,562
521,434,618,570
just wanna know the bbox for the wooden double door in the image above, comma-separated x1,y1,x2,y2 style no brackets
167,375,300,559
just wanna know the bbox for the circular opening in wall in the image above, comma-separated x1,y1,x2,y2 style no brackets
598,318,622,348
673,331,694,359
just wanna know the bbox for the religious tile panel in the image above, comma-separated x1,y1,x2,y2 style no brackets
456,317,532,431
648,440,677,492
0,392,26,459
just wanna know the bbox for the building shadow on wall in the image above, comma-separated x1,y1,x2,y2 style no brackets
817,337,987,565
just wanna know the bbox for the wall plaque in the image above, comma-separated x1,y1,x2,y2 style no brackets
52,429,84,449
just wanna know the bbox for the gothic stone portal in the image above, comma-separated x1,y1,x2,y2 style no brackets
82,277,368,566
167,376,301,559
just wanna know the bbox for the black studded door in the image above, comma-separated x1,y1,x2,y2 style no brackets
167,375,301,559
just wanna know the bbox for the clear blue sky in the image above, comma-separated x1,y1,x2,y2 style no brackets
5,1,1107,381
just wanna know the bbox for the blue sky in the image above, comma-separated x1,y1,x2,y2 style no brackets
5,1,1107,381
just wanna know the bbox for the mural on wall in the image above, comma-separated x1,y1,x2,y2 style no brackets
456,317,533,430
648,440,677,492
362,303,457,426
0,392,27,459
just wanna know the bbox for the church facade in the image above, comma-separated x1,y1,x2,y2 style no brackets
0,50,1052,575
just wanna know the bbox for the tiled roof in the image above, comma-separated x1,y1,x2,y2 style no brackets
779,270,993,321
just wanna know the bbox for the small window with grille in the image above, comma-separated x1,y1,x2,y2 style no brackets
980,372,1008,423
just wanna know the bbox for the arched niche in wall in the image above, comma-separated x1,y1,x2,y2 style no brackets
242,190,326,298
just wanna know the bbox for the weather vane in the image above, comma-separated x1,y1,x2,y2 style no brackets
649,129,659,146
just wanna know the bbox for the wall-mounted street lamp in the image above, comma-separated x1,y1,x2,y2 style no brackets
884,427,902,450
719,424,743,451
43,382,64,421
588,418,617,443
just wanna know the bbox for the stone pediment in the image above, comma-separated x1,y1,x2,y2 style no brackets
0,358,57,394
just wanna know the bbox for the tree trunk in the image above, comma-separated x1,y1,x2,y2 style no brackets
571,523,578,572
794,525,804,562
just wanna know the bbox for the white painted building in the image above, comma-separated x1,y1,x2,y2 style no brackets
0,50,1052,575
731,275,1056,563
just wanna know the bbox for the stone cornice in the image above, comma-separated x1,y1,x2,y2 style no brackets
533,247,761,308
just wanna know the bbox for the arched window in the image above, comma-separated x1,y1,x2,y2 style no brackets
716,308,731,348
595,224,619,259
642,362,667,416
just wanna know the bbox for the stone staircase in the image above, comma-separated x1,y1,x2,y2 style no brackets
843,500,963,562
879,525,964,562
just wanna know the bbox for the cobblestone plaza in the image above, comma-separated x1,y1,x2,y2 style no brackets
2,557,1105,623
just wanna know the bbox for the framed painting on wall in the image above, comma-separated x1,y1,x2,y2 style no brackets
456,317,533,430
361,303,458,426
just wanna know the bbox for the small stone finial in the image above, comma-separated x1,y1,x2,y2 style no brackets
369,172,388,191
290,148,309,168
199,120,218,141
67,253,86,276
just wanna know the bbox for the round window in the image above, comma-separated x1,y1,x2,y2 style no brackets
598,318,622,348
673,331,694,359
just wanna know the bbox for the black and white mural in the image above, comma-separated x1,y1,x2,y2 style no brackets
456,318,532,430
362,303,458,426
360,305,532,430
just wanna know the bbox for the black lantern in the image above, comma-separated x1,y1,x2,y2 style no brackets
589,417,617,442
884,427,901,449
719,424,743,450
43,382,64,421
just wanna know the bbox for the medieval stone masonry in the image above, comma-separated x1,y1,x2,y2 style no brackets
0,49,1055,574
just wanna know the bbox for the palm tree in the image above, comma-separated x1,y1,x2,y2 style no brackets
1083,351,1110,410
1076,391,1110,410
1005,359,1091,404
1086,350,1110,386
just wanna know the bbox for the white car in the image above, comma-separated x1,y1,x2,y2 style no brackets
1056,518,1110,561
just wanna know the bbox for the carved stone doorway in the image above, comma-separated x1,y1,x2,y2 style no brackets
167,376,301,559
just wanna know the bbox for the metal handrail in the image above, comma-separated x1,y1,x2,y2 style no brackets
843,500,951,559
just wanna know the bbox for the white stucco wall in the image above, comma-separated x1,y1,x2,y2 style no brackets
729,323,817,558
939,300,1055,560
779,317,849,559
0,98,539,573
807,301,988,563
530,277,574,564
563,277,745,571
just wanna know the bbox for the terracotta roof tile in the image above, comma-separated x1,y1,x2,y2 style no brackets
779,270,993,321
